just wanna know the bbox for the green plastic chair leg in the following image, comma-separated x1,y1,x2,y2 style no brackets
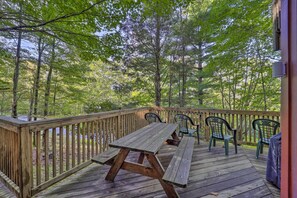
208,137,213,151
256,141,261,159
224,139,229,155
260,142,263,154
213,139,216,147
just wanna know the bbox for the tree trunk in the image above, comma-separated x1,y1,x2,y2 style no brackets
28,89,34,121
168,73,173,107
11,5,22,118
260,65,267,111
44,40,55,117
1,91,5,115
179,10,188,108
232,71,237,110
168,56,175,107
198,41,203,105
33,36,44,120
219,73,225,109
256,45,267,111
154,14,161,107
228,77,232,110
53,81,57,116
181,45,186,107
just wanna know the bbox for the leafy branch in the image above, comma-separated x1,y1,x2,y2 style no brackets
0,0,107,32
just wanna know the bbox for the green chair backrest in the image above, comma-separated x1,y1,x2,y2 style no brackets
252,119,280,144
205,116,233,140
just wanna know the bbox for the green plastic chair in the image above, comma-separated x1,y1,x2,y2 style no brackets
144,112,165,124
252,119,280,159
205,116,237,155
174,114,200,144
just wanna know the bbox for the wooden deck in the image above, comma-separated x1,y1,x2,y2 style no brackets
0,141,280,198
0,181,15,198
30,141,280,198
242,145,280,197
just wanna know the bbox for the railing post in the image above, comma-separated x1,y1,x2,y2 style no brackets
19,126,32,198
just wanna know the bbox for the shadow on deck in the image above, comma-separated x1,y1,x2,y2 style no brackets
31,141,280,198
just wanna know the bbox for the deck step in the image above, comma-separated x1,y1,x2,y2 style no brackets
92,148,120,165
162,136,195,188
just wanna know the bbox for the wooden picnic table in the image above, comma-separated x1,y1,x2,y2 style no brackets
92,122,195,198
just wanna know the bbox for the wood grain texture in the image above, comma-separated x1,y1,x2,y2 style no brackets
33,142,279,198
91,148,120,165
109,123,178,154
0,107,282,197
146,153,179,198
105,148,130,181
163,137,195,188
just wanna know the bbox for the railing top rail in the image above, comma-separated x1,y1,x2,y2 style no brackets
0,106,280,132
0,107,149,131
0,107,148,125
0,116,26,133
0,116,26,126
152,107,280,116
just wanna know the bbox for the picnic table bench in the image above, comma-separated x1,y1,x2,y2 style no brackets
91,147,119,165
163,136,195,188
91,123,195,197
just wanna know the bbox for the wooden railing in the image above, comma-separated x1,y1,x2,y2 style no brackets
0,117,25,197
151,107,280,145
0,107,149,198
0,106,280,197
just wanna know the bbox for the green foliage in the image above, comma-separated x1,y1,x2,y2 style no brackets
84,100,119,113
0,0,281,118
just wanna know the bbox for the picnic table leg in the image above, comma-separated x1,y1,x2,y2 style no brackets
165,132,180,146
105,148,130,181
171,132,180,141
138,152,145,164
146,154,179,198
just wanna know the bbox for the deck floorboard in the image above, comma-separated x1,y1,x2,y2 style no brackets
33,141,280,198
0,141,280,198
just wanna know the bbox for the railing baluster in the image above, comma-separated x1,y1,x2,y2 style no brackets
99,120,103,152
109,118,113,141
9,132,11,182
113,117,116,141
0,129,3,176
52,128,56,177
237,114,241,142
72,124,76,168
87,122,90,160
103,119,106,150
253,114,256,143
59,126,63,174
91,121,94,157
36,130,41,185
117,115,120,139
45,129,49,181
77,123,81,165
66,125,70,171
82,122,86,162
123,115,126,136
95,121,99,155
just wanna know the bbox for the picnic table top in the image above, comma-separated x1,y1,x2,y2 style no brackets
109,122,178,154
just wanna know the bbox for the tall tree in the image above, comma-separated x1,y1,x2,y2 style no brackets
11,2,23,118
44,39,56,117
